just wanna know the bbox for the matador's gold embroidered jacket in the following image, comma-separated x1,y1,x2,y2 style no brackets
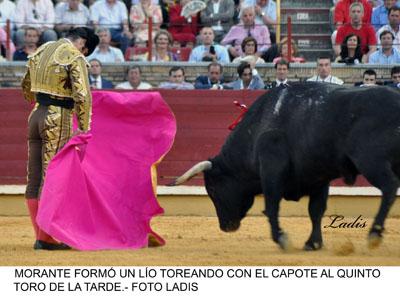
21,38,92,132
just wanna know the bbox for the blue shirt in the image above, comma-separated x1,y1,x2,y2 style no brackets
371,4,400,31
368,47,400,64
189,44,230,63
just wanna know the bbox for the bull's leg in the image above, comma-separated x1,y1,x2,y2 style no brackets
262,194,288,250
257,131,290,250
356,160,399,248
304,184,329,251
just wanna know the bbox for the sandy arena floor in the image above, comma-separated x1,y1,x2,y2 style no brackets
1,215,400,266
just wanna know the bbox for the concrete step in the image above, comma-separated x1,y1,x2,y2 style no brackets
282,34,332,49
281,22,332,34
282,8,331,22
281,0,333,8
298,49,334,61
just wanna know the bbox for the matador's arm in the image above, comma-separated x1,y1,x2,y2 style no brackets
70,57,92,132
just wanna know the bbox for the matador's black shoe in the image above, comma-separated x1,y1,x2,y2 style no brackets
33,240,71,250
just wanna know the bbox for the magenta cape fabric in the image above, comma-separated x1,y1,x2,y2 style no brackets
36,91,176,250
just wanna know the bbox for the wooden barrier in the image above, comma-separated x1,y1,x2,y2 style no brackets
0,88,370,188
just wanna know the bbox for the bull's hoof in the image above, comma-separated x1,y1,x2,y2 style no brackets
368,232,382,249
303,240,323,251
368,225,383,249
277,233,292,251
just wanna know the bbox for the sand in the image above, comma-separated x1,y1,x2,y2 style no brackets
1,215,400,266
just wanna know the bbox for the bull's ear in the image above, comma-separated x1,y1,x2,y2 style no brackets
167,161,212,186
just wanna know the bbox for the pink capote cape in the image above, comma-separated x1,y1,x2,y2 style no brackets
36,91,176,250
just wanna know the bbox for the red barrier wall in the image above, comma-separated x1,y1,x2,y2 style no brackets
0,89,369,187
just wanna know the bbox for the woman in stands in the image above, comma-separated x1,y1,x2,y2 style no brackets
272,37,305,64
335,33,364,64
232,37,265,64
144,30,178,61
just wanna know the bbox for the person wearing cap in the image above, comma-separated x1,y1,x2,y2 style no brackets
21,27,99,250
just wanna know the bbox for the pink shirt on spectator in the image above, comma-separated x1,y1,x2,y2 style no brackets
336,23,376,54
221,24,271,56
0,27,15,57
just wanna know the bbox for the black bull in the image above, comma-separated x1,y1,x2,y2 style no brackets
171,82,400,250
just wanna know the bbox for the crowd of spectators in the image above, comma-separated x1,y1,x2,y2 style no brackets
0,0,400,89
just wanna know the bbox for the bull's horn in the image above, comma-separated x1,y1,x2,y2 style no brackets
169,161,212,186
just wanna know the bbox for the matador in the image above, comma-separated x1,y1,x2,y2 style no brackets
21,27,98,250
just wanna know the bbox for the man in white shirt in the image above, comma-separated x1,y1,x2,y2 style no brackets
307,56,344,85
87,27,124,63
115,66,152,90
14,0,57,48
55,0,90,37
90,0,132,53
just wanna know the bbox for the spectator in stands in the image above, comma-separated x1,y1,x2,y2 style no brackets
335,33,364,64
266,59,291,89
272,37,305,64
307,56,344,85
115,65,152,89
13,27,38,61
221,5,271,60
334,0,372,29
331,0,372,48
369,30,400,63
357,69,378,86
168,0,199,47
242,0,277,44
225,61,265,90
145,30,178,61
87,27,125,63
232,36,265,64
158,66,194,89
89,58,114,89
130,0,162,46
376,7,400,50
0,26,14,60
54,0,90,37
90,0,132,53
189,27,230,63
200,0,235,43
371,0,399,31
334,2,377,62
388,65,400,87
0,0,16,31
194,62,225,89
14,0,58,48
